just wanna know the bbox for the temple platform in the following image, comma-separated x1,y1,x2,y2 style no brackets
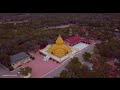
39,42,90,63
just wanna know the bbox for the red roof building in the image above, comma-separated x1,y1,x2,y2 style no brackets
64,34,81,45
64,34,95,45
82,38,95,44
80,37,86,41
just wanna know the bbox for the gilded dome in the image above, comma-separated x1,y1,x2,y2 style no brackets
48,35,71,57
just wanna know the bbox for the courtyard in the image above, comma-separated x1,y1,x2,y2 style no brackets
72,42,89,51
22,42,91,78
23,53,61,78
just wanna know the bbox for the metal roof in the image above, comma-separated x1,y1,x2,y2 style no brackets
64,34,81,45
10,52,30,64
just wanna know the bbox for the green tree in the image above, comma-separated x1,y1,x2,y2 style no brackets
0,53,11,67
99,56,107,65
80,64,90,78
59,70,68,78
82,52,91,62
65,57,82,78
92,60,111,78
19,66,32,76
93,47,99,54
88,70,107,78
15,44,28,53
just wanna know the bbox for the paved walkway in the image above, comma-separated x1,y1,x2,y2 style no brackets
24,53,61,78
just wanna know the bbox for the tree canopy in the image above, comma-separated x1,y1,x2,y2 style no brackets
82,52,91,61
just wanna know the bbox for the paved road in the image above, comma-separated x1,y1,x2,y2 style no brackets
0,64,21,78
43,43,96,78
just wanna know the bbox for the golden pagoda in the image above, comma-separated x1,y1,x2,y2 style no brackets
48,35,71,57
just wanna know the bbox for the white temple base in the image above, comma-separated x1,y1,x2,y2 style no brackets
43,55,51,61
39,42,90,63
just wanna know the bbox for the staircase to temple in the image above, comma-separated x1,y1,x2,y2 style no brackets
43,55,50,61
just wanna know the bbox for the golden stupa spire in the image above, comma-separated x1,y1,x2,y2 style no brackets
56,35,64,44
48,35,71,57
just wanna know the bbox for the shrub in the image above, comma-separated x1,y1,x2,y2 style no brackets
82,52,91,61
19,66,32,76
